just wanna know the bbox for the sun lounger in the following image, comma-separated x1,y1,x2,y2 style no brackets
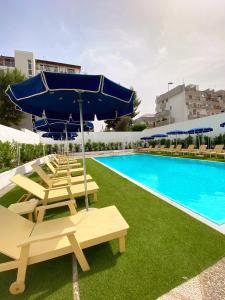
52,154,77,164
10,174,99,206
0,205,129,294
181,144,195,155
190,144,207,155
32,163,93,188
161,145,174,153
203,144,224,157
51,158,81,169
45,158,83,177
155,145,165,152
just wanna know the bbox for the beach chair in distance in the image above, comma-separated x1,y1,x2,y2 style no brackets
10,174,99,207
161,145,174,153
50,158,81,170
203,144,224,158
181,144,195,155
170,144,182,155
52,154,78,165
32,163,93,188
190,144,207,156
0,205,129,294
45,158,83,177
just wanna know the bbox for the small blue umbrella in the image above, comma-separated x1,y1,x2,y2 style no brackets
220,122,225,127
140,136,154,140
166,130,187,146
42,132,77,140
187,127,213,147
6,71,134,211
150,134,168,138
34,118,93,132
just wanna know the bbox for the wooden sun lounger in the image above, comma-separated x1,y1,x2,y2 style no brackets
203,144,224,157
45,158,84,177
51,159,81,170
52,154,77,164
161,145,174,153
181,144,195,155
32,163,93,188
170,144,182,154
0,205,129,294
155,145,165,152
10,174,99,206
190,144,207,155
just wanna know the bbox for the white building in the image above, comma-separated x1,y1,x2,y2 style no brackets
155,84,225,127
0,50,81,130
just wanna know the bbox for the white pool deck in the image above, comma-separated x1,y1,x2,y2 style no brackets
93,154,225,235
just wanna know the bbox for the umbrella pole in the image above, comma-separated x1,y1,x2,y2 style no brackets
78,99,89,211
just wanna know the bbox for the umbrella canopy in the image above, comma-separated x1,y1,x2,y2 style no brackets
6,71,134,211
42,132,77,140
33,118,93,132
166,130,187,135
187,127,213,134
150,134,168,138
6,71,134,121
220,122,225,127
140,136,154,140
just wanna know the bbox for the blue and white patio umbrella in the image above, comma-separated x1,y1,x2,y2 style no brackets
6,71,134,210
42,132,78,140
140,136,154,140
166,130,187,146
187,127,213,148
33,118,93,153
220,122,225,127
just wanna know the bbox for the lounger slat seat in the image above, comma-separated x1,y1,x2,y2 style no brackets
0,205,129,294
10,174,99,206
45,159,83,176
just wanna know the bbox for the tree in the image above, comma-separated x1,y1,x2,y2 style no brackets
104,87,141,131
0,69,26,126
131,121,147,131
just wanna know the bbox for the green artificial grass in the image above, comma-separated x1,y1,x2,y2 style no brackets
0,159,225,299
78,159,225,300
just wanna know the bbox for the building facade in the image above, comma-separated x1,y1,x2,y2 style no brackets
155,84,225,127
0,50,81,130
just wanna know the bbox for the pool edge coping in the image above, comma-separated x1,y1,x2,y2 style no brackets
92,155,225,235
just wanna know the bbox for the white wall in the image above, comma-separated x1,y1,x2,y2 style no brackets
15,50,35,77
0,125,40,144
142,112,225,138
168,90,187,122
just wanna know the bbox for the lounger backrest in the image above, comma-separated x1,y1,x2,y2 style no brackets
51,160,58,168
32,164,51,186
188,144,195,151
214,144,224,152
0,205,34,259
170,145,174,150
160,145,165,149
44,158,56,174
10,174,45,200
199,144,207,151
176,144,182,150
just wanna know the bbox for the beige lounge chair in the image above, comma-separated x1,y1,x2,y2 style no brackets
138,146,152,152
32,163,92,188
50,158,81,169
0,205,129,294
10,174,99,206
203,144,224,157
45,158,83,177
52,154,77,164
155,145,165,152
181,144,195,155
161,145,174,153
169,144,182,154
150,145,161,152
190,144,207,155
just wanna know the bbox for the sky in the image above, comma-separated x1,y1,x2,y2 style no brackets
1,0,225,131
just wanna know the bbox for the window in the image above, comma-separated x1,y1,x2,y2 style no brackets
28,69,32,75
40,64,44,71
67,68,74,74
54,66,58,72
189,95,192,99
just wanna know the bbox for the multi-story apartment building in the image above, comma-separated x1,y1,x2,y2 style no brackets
155,84,225,127
0,50,81,130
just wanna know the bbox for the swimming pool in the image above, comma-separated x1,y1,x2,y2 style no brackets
95,154,225,225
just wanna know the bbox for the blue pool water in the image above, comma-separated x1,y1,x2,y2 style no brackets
95,154,225,224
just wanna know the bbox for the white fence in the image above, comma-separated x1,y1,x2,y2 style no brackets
0,124,40,144
142,112,225,139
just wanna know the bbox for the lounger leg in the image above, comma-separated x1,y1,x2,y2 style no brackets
28,213,33,221
93,192,97,202
36,209,46,223
9,245,29,294
119,236,126,253
67,234,90,271
68,202,77,215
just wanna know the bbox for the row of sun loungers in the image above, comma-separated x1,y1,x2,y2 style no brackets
138,144,225,157
0,154,129,294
